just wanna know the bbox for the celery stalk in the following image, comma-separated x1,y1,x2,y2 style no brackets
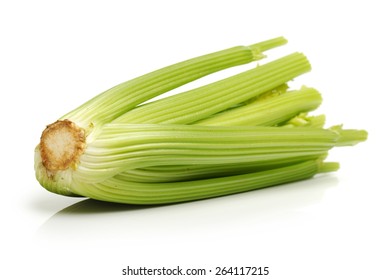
113,52,311,124
34,37,368,204
62,37,287,128
73,124,340,183
75,160,335,205
283,113,326,128
195,86,322,126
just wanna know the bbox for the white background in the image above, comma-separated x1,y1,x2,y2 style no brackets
1,0,389,279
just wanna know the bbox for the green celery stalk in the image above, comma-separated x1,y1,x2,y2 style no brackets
62,37,287,128
34,37,368,204
195,86,322,126
283,113,326,128
112,52,311,124
71,124,366,184
75,160,339,205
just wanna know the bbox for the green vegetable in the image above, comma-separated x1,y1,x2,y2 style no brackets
35,37,367,204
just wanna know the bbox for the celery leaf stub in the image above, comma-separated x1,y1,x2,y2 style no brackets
34,37,367,204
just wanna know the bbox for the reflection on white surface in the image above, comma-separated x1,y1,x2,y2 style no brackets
35,175,338,243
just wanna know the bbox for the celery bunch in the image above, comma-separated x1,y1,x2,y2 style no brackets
35,37,367,204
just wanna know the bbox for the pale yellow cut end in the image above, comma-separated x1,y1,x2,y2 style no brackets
39,119,86,172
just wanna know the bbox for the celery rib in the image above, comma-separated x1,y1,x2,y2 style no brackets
330,126,368,146
284,114,326,128
73,160,321,205
116,153,328,183
113,52,311,124
72,124,340,183
61,37,286,127
195,86,322,126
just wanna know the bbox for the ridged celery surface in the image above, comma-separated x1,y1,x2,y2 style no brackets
35,37,367,204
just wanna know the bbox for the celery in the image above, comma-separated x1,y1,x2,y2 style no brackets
112,52,311,124
35,37,367,204
62,37,287,128
76,160,338,205
74,124,342,183
283,113,326,128
195,86,322,126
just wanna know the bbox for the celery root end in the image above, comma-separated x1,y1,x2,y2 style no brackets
39,120,86,172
